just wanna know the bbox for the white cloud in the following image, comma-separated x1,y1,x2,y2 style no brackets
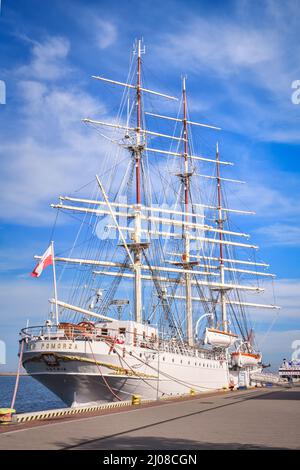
0,87,109,225
17,37,71,81
0,279,53,326
225,164,300,224
158,21,276,76
0,37,128,225
255,329,300,371
95,19,118,49
151,0,300,143
268,279,300,315
0,247,34,272
255,223,300,247
66,4,118,50
246,278,300,322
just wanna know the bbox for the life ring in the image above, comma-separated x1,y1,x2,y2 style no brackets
115,334,125,345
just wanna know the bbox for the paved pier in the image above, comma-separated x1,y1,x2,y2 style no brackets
0,387,299,450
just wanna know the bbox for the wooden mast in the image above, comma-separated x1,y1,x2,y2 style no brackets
136,39,142,205
133,39,145,324
216,142,228,331
182,77,193,346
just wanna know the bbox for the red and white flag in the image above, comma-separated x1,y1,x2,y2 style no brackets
31,244,53,278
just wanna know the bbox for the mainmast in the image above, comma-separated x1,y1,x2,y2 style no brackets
135,39,143,205
181,77,193,346
216,142,228,331
132,39,146,324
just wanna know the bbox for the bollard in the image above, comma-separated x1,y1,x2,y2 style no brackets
0,408,16,425
190,389,196,396
132,394,141,405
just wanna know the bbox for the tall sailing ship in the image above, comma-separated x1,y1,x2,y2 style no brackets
20,41,279,406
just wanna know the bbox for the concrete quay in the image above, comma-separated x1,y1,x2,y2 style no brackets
0,387,299,450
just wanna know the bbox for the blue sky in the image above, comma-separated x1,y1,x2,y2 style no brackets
0,0,300,371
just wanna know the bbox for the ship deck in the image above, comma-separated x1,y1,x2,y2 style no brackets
0,386,299,450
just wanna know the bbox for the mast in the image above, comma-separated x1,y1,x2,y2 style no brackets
51,240,59,325
182,77,193,346
216,142,228,331
133,39,145,324
136,39,142,205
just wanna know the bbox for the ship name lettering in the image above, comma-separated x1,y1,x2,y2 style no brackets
35,341,79,350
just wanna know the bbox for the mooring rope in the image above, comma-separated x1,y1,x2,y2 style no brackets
87,340,122,402
10,339,25,410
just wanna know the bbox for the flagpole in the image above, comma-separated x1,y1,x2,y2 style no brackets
51,240,59,325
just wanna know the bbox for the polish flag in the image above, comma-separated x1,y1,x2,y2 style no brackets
31,245,53,278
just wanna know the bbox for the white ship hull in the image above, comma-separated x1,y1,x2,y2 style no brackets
22,338,229,406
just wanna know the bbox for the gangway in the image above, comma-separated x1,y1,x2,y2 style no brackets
250,372,286,385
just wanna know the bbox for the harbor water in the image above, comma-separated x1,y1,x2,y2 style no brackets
0,376,65,413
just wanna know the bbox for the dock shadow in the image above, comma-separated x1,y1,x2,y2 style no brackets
61,435,291,450
251,390,300,401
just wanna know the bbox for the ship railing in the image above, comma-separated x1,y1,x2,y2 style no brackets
21,325,225,361
21,325,69,340
20,324,159,349
157,340,222,360
20,325,116,342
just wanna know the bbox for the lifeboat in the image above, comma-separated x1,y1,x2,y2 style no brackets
231,351,261,367
204,328,239,348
